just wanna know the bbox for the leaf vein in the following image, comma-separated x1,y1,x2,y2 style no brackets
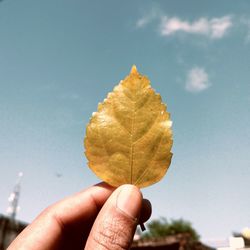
133,111,161,145
111,104,132,136
134,129,165,186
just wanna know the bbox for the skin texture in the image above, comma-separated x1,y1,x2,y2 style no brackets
7,183,151,250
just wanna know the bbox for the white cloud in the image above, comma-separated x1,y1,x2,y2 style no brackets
160,16,232,39
185,67,210,93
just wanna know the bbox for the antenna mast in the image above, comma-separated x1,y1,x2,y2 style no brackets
6,172,23,220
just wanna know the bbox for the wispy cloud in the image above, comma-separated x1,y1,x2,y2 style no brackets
136,9,250,44
185,67,211,93
160,16,232,39
136,9,233,40
136,8,161,28
240,16,250,43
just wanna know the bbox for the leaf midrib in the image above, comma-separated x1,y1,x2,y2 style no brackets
130,98,136,184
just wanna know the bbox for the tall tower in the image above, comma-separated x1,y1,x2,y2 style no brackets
6,172,23,220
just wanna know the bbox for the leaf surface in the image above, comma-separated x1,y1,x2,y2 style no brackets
84,66,173,188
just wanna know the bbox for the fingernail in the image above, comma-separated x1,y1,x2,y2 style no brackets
116,185,141,219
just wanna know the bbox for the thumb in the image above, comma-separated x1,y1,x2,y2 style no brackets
85,184,142,250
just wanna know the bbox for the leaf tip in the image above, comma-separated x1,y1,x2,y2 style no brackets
130,65,138,75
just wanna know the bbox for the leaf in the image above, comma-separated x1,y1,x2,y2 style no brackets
84,65,173,188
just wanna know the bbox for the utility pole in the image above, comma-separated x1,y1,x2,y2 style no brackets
0,173,23,250
6,172,23,220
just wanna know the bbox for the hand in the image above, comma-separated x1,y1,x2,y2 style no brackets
8,183,151,250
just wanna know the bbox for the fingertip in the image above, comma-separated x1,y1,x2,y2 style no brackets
116,184,143,220
93,181,116,192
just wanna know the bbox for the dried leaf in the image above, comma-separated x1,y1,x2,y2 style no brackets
84,66,173,188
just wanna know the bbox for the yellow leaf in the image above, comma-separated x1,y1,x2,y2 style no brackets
84,66,173,188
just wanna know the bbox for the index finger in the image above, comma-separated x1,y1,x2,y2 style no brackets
51,182,115,225
8,182,115,250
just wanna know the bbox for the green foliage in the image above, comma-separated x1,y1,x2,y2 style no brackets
142,217,200,241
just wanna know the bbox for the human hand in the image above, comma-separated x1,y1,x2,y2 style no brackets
8,183,151,250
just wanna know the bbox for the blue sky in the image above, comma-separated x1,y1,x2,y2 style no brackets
0,0,250,242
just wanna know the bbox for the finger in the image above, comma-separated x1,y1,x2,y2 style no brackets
85,184,144,250
8,182,115,250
